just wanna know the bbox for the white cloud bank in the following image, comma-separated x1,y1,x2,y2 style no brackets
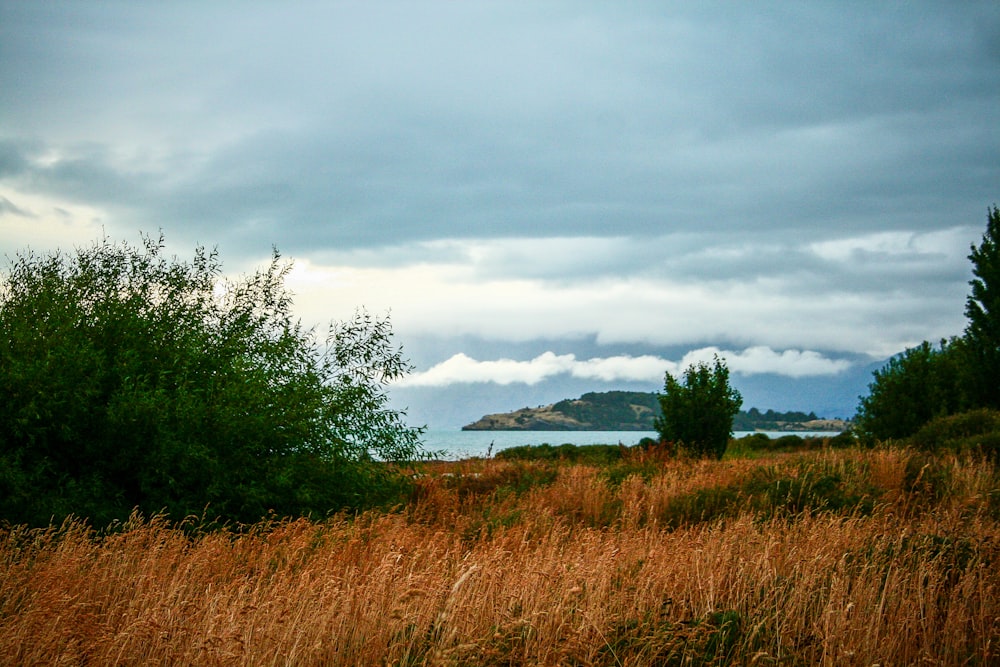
278,228,972,360
396,346,852,387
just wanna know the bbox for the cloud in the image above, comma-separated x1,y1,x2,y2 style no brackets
396,352,577,387
1,4,997,258
0,2,996,380
0,195,33,218
397,346,852,388
279,229,971,359
677,347,852,378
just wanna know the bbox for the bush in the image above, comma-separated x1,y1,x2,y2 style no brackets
773,434,805,449
739,433,772,450
495,442,625,464
0,235,423,527
826,430,857,448
655,356,742,459
909,409,1000,459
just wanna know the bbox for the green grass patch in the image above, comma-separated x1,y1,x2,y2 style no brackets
658,458,879,528
495,442,628,464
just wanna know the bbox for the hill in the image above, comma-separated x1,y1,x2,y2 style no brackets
462,391,849,431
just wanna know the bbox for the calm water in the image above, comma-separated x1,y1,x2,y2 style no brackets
420,429,842,460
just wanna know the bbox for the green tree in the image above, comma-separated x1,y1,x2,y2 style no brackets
965,205,1000,409
654,356,742,459
855,205,998,443
0,235,423,527
854,339,971,442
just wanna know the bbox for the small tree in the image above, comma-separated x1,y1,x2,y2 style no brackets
0,234,424,526
965,205,1000,409
655,356,742,459
854,338,971,442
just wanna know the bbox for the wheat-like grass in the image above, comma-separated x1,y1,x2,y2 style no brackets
1,446,997,665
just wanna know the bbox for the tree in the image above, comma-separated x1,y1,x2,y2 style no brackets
965,205,1000,409
854,205,998,443
654,356,742,459
854,339,971,442
0,234,423,527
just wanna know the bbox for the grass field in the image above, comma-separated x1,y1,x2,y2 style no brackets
2,445,999,665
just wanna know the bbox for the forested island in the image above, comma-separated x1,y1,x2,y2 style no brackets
461,390,848,432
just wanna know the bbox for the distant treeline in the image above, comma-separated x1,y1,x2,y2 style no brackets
550,391,661,430
546,391,826,431
732,407,820,431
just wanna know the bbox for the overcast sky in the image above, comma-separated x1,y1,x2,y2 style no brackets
2,2,998,420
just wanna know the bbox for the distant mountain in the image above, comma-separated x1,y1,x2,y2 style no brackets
461,391,850,432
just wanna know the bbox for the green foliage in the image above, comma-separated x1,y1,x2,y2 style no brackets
655,356,742,459
551,391,662,429
435,462,558,502
856,205,1000,441
826,430,857,448
602,459,665,488
773,434,805,449
656,459,878,528
729,433,847,457
908,408,1000,460
965,205,1000,409
741,464,876,517
494,442,625,464
732,407,818,430
854,339,971,442
0,235,423,527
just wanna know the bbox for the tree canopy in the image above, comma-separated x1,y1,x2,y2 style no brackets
856,205,999,441
0,235,423,527
655,356,742,459
854,339,971,442
965,205,1000,409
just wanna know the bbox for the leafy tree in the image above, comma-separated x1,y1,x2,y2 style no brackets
0,234,423,527
855,206,998,442
854,339,971,442
655,356,742,459
965,205,1000,409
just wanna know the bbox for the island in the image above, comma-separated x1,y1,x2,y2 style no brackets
462,391,849,432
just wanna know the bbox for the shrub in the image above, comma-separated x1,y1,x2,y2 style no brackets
826,430,857,448
0,235,423,526
495,443,625,464
773,434,805,449
908,409,1000,458
655,356,742,459
740,433,772,450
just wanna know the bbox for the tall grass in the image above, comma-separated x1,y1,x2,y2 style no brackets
2,446,998,665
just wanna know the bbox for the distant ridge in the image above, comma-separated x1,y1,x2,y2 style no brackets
462,391,849,432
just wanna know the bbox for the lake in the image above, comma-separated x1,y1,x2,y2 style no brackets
419,429,843,460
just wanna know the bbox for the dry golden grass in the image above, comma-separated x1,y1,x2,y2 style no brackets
2,446,999,665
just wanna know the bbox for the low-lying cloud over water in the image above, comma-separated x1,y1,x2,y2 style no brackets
398,346,852,388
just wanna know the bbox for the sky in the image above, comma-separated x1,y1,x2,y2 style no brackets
2,2,998,427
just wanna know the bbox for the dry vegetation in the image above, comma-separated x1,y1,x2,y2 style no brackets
3,446,1000,665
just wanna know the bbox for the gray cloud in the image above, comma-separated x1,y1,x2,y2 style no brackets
2,3,997,254
0,195,32,218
